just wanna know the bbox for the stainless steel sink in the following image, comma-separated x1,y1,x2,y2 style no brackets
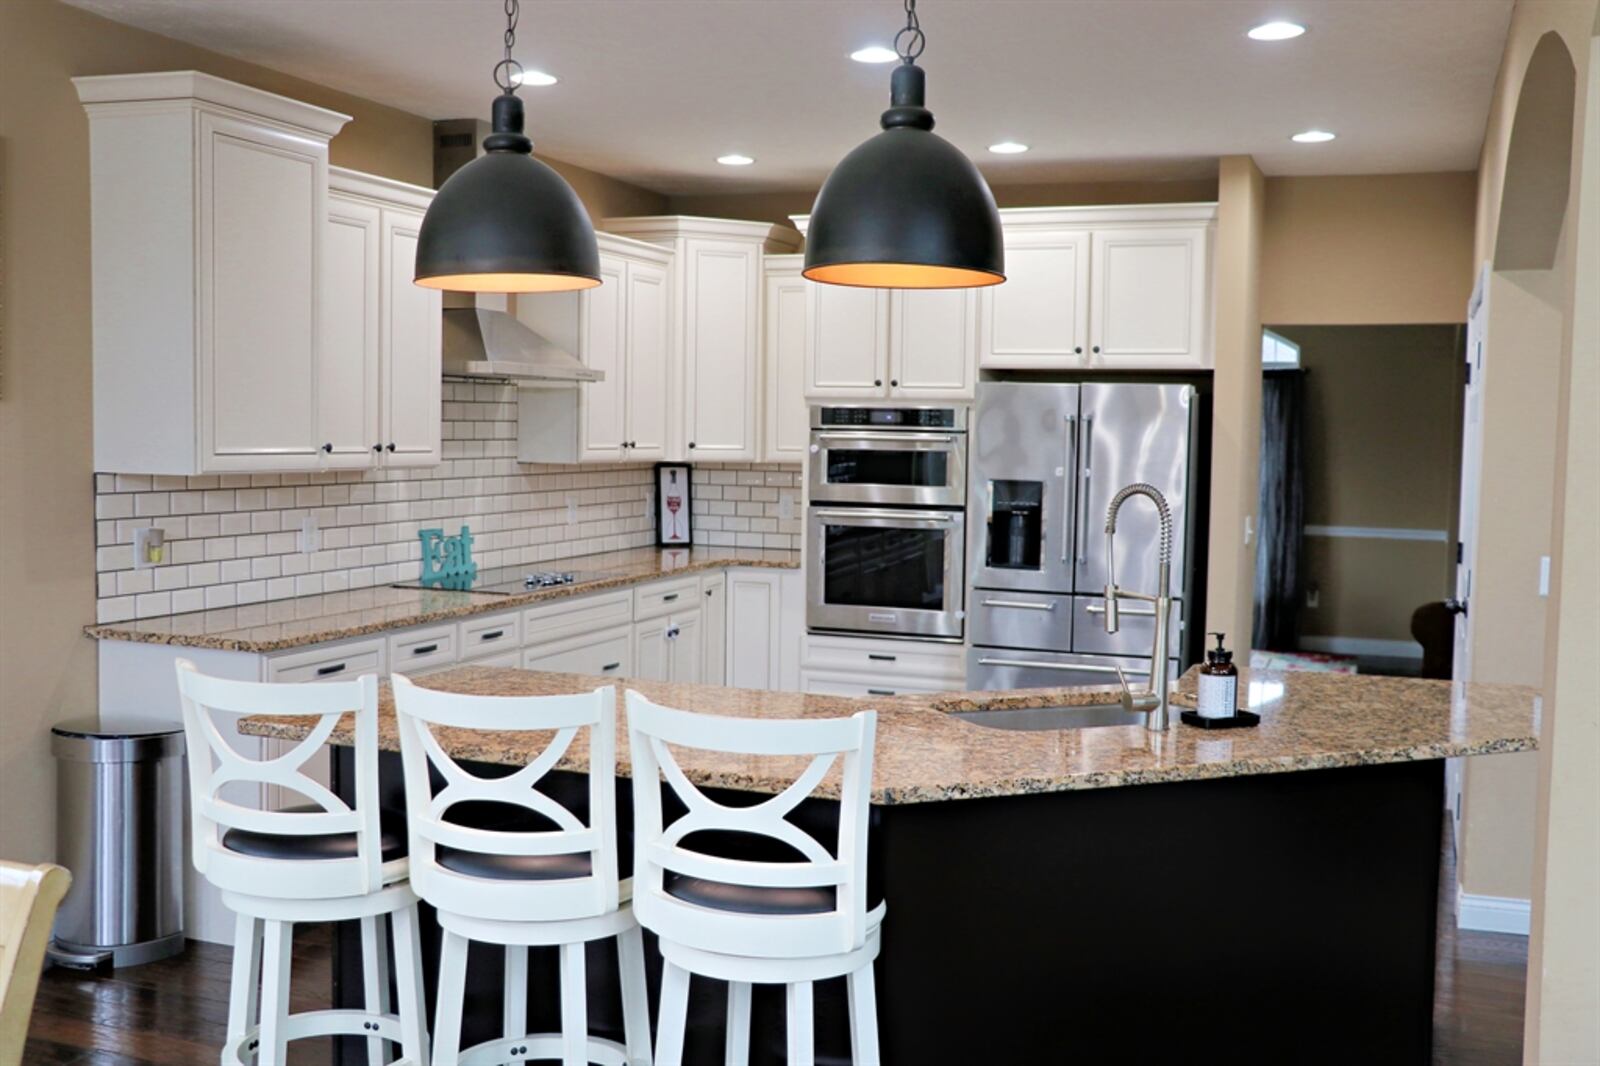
951,703,1146,731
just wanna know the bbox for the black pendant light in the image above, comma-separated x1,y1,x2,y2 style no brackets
415,0,600,293
804,0,1004,289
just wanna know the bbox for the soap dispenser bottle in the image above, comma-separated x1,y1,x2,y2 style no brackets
1196,632,1239,719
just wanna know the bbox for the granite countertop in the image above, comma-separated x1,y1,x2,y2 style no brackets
84,547,799,653
236,665,1539,804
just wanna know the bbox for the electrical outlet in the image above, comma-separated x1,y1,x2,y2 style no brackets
778,491,795,521
132,527,165,570
565,496,578,527
1305,584,1320,609
299,515,320,555
1538,555,1551,597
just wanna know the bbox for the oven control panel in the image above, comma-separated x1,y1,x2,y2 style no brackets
812,406,964,430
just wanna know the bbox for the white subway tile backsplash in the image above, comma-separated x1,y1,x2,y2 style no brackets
92,384,800,617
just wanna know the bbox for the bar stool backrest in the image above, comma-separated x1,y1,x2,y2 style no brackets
391,676,620,922
625,690,878,959
174,659,385,900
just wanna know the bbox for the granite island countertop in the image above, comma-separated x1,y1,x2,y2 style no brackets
84,546,799,653
236,665,1539,804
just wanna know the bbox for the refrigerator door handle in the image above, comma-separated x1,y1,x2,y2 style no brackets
1077,414,1095,565
1061,414,1078,563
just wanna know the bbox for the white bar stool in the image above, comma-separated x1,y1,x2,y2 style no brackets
625,691,883,1066
391,675,651,1066
174,659,429,1066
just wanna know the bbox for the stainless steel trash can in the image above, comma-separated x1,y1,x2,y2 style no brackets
49,716,186,968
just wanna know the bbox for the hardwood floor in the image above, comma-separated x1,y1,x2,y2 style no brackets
25,834,1525,1065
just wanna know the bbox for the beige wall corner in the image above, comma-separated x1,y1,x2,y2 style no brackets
1204,156,1265,653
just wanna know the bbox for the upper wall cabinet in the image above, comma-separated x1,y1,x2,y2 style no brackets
75,72,352,475
325,169,443,470
978,205,1216,371
762,256,809,463
604,217,802,462
516,234,673,464
801,284,977,400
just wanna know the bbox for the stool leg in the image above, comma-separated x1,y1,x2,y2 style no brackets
559,941,588,1066
433,930,469,1066
391,904,430,1066
655,961,691,1066
504,944,528,1041
227,913,263,1058
785,981,814,1066
257,920,294,1066
617,925,651,1065
847,963,881,1066
725,981,752,1066
361,914,391,1066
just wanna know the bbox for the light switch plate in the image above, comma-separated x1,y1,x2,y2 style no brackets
299,515,320,555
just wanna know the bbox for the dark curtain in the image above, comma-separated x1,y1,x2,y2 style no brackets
1253,369,1307,650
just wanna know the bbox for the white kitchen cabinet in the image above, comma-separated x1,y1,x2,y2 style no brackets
380,203,443,466
516,235,673,464
321,194,383,469
76,72,350,475
727,570,784,691
978,228,1090,370
702,573,727,685
762,256,810,462
800,632,964,697
806,284,890,396
524,624,633,680
890,289,979,398
634,610,703,684
1089,226,1211,369
604,217,802,461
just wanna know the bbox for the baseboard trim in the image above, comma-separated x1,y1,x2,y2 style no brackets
1297,635,1424,659
1456,887,1531,935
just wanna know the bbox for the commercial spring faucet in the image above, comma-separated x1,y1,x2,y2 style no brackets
1103,483,1174,731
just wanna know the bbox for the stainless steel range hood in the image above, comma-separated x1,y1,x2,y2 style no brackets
434,117,601,383
441,306,600,382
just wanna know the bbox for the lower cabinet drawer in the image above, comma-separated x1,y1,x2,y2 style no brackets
800,670,958,698
524,590,633,644
523,624,633,681
389,623,458,676
458,611,522,660
265,637,386,683
802,633,965,679
633,577,701,621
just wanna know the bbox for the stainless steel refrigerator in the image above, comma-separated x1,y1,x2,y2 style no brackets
966,381,1203,690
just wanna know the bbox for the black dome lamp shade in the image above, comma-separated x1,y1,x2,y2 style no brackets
804,0,1004,289
414,0,600,294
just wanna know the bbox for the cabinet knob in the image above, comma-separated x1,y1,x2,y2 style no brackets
890,379,898,387
321,443,333,453
386,442,397,452
1074,346,1083,355
372,443,384,452
688,442,696,449
874,379,882,387
1092,345,1101,354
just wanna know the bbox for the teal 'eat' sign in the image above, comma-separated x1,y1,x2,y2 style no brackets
418,526,477,590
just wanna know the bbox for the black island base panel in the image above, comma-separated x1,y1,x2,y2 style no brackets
331,749,1442,1065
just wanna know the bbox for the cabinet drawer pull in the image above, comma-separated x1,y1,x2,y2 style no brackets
982,598,1056,612
867,653,897,662
601,661,621,672
315,663,346,676
411,643,439,655
665,625,681,641
662,593,679,602
478,629,505,641
867,688,895,696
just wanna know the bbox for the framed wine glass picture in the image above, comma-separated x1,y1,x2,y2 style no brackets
654,462,694,547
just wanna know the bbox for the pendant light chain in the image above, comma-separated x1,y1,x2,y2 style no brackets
894,0,925,63
493,0,524,94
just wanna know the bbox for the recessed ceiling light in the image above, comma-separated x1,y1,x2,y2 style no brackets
850,45,900,63
512,69,558,87
1248,20,1306,41
1291,129,1336,143
716,154,755,166
988,141,1030,155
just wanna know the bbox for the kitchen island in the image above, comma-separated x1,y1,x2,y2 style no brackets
240,666,1537,1065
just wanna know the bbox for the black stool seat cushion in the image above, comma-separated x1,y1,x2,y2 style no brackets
222,805,407,862
665,873,836,915
435,847,593,881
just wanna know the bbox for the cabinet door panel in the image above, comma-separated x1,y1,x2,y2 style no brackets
625,258,670,459
891,289,976,398
806,283,889,396
1089,226,1210,368
978,232,1089,369
669,609,703,684
763,268,810,461
201,114,323,467
701,576,727,685
580,255,628,461
727,571,780,690
381,209,443,466
632,618,670,682
524,623,633,681
684,240,760,458
321,196,381,468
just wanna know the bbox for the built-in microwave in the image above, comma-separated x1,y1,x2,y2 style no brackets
805,506,966,640
808,405,967,509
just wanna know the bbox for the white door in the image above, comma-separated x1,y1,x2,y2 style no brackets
727,570,781,690
668,609,703,684
580,255,628,462
683,239,760,459
380,207,442,467
199,111,325,470
763,266,810,461
633,618,671,682
624,258,670,460
1089,226,1210,368
702,575,727,685
321,194,381,469
806,284,890,397
977,229,1089,369
891,288,977,399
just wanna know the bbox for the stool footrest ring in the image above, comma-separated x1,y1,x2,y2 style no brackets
459,1032,631,1065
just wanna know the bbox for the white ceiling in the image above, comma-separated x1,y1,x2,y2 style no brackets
62,0,1514,195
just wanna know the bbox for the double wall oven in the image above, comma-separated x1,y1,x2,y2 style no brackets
806,405,967,640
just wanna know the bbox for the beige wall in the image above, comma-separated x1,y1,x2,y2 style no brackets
552,158,669,224
1261,173,1479,326
0,0,662,867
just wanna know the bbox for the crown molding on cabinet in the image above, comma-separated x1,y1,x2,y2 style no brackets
72,70,351,138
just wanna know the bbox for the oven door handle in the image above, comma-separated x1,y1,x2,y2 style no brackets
812,431,958,445
810,508,958,524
